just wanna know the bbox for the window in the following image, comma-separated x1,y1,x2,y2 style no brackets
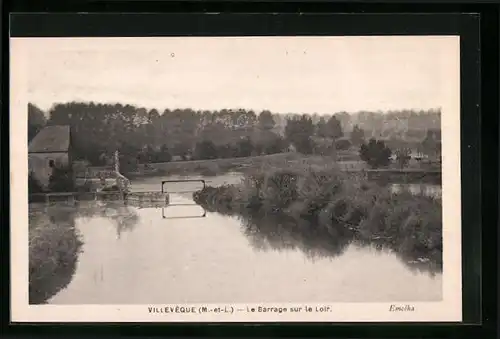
48,159,55,168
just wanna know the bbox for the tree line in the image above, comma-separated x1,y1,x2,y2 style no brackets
28,102,442,172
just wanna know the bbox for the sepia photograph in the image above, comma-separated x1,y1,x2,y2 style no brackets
11,36,461,322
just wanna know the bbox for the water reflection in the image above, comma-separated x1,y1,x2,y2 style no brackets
44,200,441,303
218,211,441,276
240,214,351,261
162,205,207,219
29,206,81,304
29,201,145,304
72,201,140,239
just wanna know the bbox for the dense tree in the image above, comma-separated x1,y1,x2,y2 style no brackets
334,112,351,131
262,135,287,155
148,109,160,122
235,109,257,129
217,144,237,159
37,101,440,173
48,165,75,192
350,124,365,146
28,103,47,143
334,138,352,151
158,144,172,162
258,110,275,130
137,145,154,163
359,139,392,169
316,117,327,137
285,115,315,154
316,116,343,139
311,137,336,156
395,148,412,169
194,140,218,160
28,171,44,194
118,142,141,172
421,129,441,158
325,115,344,139
236,137,254,157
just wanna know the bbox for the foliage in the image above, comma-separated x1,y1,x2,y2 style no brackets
258,110,275,130
395,148,412,168
326,115,344,139
28,103,47,143
158,144,173,162
262,135,288,155
42,101,441,172
29,171,44,195
350,124,365,146
48,165,75,192
359,138,392,169
285,115,315,154
335,138,352,151
118,143,141,173
193,165,442,272
315,117,327,137
421,129,441,158
194,140,218,160
101,184,124,192
236,137,254,157
315,115,343,139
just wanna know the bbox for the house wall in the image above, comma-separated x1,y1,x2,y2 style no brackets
28,152,69,188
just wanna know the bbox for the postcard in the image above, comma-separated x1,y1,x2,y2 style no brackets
11,36,461,322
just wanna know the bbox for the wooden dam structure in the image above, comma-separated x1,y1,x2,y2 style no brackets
30,179,207,206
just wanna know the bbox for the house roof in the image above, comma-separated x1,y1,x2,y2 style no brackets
28,125,71,153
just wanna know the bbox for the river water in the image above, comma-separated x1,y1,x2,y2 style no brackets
31,174,442,304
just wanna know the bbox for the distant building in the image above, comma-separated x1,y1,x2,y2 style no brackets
28,125,73,189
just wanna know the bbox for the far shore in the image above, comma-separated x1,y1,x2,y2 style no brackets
125,152,439,177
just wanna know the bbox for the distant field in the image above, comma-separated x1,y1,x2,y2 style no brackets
127,152,340,177
126,150,439,179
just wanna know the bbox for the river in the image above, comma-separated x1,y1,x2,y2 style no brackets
30,174,442,304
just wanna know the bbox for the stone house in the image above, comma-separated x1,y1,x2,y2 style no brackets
28,125,73,189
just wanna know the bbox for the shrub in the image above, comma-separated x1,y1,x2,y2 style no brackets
259,169,299,212
335,138,352,151
101,184,120,191
235,137,254,157
359,138,392,169
158,145,172,162
29,171,44,194
198,162,220,176
194,140,218,160
48,165,75,192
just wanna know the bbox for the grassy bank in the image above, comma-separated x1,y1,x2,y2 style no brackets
193,165,442,272
29,207,83,304
127,152,338,178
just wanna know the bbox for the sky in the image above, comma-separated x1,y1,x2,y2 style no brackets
14,36,459,115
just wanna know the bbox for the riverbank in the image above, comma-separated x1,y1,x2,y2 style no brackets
29,207,83,304
126,152,339,178
193,165,442,271
126,152,441,185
